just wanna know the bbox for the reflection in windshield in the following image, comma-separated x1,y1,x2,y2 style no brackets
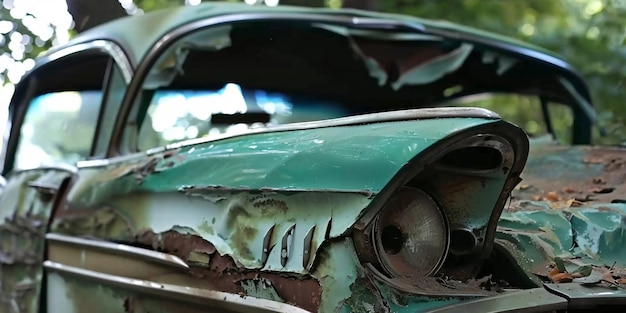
15,91,102,169
145,83,294,144
139,83,348,150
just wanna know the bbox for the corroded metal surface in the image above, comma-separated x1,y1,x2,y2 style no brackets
44,118,522,312
514,145,626,204
497,145,626,287
0,169,71,313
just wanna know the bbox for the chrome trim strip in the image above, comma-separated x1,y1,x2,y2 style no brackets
38,40,133,83
427,288,567,313
80,107,499,168
152,107,500,154
544,283,626,308
44,261,309,313
46,233,189,270
77,152,147,168
12,163,78,174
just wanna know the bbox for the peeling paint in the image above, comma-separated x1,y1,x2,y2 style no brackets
0,169,72,313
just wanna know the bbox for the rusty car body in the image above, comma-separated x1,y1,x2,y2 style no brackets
1,3,625,312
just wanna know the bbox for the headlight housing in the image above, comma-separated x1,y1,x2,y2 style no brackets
372,187,449,278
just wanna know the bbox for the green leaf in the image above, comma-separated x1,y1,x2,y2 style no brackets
572,265,593,277
555,257,566,272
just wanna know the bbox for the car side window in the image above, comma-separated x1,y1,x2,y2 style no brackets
443,93,574,143
5,50,118,171
14,91,103,169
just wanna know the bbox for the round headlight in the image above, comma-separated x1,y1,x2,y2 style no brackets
372,187,449,278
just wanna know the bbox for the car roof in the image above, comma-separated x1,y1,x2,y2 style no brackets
51,3,568,69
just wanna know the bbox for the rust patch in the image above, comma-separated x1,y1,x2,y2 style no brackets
252,198,289,215
134,229,322,312
53,206,135,239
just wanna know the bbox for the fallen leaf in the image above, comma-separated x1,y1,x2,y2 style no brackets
554,257,566,272
592,177,606,185
550,272,573,283
571,265,592,278
583,157,604,164
545,191,560,202
563,187,577,193
549,268,560,277
548,198,584,209
591,187,615,194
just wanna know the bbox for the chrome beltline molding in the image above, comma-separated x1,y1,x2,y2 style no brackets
81,107,500,168
44,260,309,313
46,233,189,270
156,107,501,152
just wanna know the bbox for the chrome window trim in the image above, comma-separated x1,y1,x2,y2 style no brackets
38,40,133,83
3,40,133,173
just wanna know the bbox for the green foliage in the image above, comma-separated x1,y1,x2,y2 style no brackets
0,6,52,85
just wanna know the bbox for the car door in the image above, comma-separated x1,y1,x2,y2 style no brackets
0,41,131,313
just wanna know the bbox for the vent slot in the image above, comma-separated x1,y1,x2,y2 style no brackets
440,146,502,171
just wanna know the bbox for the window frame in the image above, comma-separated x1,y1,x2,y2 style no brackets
1,41,132,175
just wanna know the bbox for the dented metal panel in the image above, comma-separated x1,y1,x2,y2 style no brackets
45,118,505,312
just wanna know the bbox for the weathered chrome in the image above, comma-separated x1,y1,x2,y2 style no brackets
302,225,316,269
544,283,626,308
46,233,189,270
82,107,500,169
44,261,309,313
40,40,133,83
261,224,275,266
427,288,567,313
27,181,59,202
280,225,295,267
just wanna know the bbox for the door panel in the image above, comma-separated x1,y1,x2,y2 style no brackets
0,167,74,313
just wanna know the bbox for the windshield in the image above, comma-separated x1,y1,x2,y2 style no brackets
138,84,351,150
132,21,593,150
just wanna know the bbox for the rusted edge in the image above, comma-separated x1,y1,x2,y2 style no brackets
179,185,376,198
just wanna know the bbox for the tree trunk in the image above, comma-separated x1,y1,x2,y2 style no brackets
343,0,379,11
280,0,325,7
66,0,128,32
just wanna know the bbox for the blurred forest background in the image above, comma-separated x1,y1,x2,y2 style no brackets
0,0,625,143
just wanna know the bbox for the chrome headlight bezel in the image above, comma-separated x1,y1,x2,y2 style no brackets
370,187,449,279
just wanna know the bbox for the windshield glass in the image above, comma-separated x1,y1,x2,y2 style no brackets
132,21,591,150
138,84,350,150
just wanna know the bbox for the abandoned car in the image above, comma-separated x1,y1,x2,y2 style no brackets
1,3,625,312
